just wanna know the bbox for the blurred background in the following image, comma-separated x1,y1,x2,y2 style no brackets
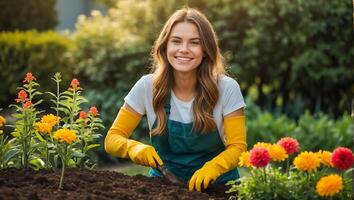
0,0,353,173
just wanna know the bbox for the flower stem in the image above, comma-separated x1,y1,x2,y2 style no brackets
286,157,290,176
58,144,67,190
263,167,267,184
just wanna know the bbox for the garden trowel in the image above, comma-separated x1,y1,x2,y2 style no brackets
157,165,184,185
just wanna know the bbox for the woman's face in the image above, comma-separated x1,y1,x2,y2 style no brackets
166,22,204,74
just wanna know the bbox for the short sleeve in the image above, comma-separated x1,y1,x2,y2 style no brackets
124,76,147,115
221,77,246,116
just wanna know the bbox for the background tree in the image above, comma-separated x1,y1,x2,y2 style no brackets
0,0,57,31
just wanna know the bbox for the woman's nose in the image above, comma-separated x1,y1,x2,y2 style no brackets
179,42,189,53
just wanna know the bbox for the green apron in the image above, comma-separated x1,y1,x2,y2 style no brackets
149,97,239,183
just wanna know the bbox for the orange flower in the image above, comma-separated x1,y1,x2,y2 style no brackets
89,106,99,116
253,142,272,150
54,128,77,144
16,90,28,103
238,151,251,167
23,100,32,109
79,111,87,119
316,174,343,197
70,78,80,90
23,72,36,83
317,150,333,167
41,114,60,127
293,151,320,173
0,115,5,128
36,122,52,134
268,144,288,162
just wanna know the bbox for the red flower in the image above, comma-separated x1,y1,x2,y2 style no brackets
331,147,353,170
79,111,87,119
250,147,271,168
16,90,28,103
277,137,300,155
70,78,80,90
89,106,99,116
23,100,32,109
23,72,36,83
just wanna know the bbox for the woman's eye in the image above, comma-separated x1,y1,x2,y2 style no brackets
191,41,200,45
171,40,181,44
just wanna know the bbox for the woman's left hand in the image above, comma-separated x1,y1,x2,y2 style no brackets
188,162,221,192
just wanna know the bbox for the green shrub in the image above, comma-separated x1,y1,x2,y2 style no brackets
0,31,74,107
0,0,57,31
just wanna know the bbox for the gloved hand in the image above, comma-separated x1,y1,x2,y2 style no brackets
189,115,247,192
128,140,163,168
189,161,222,191
105,106,163,168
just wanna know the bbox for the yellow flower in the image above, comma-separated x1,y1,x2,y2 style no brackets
317,150,333,167
54,128,76,144
268,144,288,162
316,174,343,197
294,151,320,172
36,122,53,134
238,151,251,167
253,142,272,150
0,115,6,127
41,114,60,127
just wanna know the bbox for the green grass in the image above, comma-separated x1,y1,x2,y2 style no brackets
99,162,150,176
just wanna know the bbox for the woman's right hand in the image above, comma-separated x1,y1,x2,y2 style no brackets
128,141,163,168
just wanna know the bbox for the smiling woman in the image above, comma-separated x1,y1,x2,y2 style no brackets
105,7,247,192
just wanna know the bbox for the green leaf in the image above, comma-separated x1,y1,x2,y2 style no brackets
86,144,100,151
4,149,19,163
71,151,85,158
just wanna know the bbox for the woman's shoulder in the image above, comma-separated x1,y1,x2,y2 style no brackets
217,75,241,89
136,74,154,86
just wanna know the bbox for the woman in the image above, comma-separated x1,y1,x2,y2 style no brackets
105,7,247,192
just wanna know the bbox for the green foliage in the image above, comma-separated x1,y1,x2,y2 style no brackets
0,0,57,31
0,31,74,107
246,99,353,151
202,0,353,117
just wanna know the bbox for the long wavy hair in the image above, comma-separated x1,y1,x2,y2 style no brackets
151,7,225,135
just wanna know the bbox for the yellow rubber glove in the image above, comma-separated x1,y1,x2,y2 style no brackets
189,115,247,191
104,107,163,168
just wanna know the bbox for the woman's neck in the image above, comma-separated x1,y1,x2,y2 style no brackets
172,70,197,101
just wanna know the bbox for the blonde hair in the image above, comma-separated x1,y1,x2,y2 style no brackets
151,7,225,135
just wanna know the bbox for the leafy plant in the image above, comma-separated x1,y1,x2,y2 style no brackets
1,72,104,189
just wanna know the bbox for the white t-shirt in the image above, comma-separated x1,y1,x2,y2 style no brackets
124,74,246,145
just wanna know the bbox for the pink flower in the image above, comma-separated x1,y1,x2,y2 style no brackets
250,147,271,168
89,106,99,116
277,137,300,155
331,147,353,170
23,72,36,83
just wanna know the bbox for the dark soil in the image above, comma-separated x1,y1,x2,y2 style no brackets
0,168,230,200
